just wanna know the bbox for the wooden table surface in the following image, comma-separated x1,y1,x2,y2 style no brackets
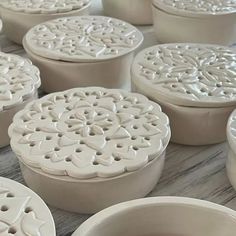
1,1,236,235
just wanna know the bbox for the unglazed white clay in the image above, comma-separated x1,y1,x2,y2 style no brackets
132,44,236,145
23,16,143,92
9,87,170,213
102,0,153,25
152,0,236,45
0,177,56,235
0,53,40,148
73,197,236,236
0,0,91,44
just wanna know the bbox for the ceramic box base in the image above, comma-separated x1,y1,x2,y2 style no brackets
1,6,90,45
19,152,165,214
152,5,236,45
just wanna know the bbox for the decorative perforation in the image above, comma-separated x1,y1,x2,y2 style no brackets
25,16,143,62
0,0,90,14
132,44,236,107
9,88,170,179
153,0,236,14
0,177,55,235
0,52,40,112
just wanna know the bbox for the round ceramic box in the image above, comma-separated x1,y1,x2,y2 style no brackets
9,87,170,214
23,16,143,93
0,177,56,235
152,0,236,45
132,44,236,146
0,52,40,148
226,110,236,191
73,197,236,236
102,0,153,25
0,0,91,44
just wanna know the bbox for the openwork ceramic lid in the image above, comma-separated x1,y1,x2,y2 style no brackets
153,0,236,17
24,16,143,62
0,177,55,235
9,87,170,179
0,0,90,14
132,44,236,108
0,52,41,112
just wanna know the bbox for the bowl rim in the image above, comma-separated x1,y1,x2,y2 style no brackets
74,196,236,235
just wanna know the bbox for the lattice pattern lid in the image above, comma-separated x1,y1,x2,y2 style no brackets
153,0,236,17
0,177,55,235
0,0,90,14
9,87,170,179
132,44,236,108
24,16,144,62
0,52,41,112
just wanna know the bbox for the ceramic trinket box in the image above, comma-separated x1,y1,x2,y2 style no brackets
0,177,56,235
23,16,143,93
0,0,91,44
9,87,170,214
0,52,40,148
152,0,236,45
132,44,236,145
73,197,236,236
226,110,236,192
102,0,153,25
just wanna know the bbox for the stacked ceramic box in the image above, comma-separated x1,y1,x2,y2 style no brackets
0,0,236,235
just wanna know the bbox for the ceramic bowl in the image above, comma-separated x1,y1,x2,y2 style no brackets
0,52,40,148
9,87,170,213
0,177,56,235
132,43,236,146
152,0,236,45
23,16,143,93
73,197,236,236
0,0,91,44
102,0,153,25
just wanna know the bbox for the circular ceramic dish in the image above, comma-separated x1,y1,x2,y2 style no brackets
226,109,236,191
23,16,143,93
132,43,236,145
0,52,40,148
73,197,236,236
102,0,153,25
0,0,91,44
9,87,170,214
0,177,56,235
152,0,236,45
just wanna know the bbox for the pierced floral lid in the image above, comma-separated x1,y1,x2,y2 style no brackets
132,44,236,108
153,0,236,17
9,87,170,179
0,177,55,235
0,0,90,14
24,16,144,63
0,52,41,112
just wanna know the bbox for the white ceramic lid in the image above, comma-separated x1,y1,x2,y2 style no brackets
132,44,236,108
0,0,90,14
0,52,41,112
9,87,170,179
227,109,236,154
0,177,55,235
24,16,144,63
153,0,236,17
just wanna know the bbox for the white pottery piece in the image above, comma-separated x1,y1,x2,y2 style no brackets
102,0,153,25
8,87,170,213
152,0,236,45
23,16,143,93
73,196,236,236
226,110,236,191
0,0,91,44
0,177,56,235
0,52,40,148
132,44,236,145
